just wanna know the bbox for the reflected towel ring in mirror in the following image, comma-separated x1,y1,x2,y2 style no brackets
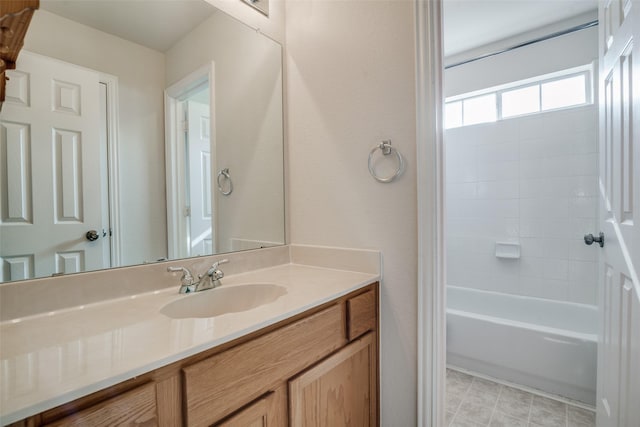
217,168,233,195
368,140,405,183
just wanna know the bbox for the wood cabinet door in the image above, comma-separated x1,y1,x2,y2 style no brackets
289,333,377,427
214,388,286,427
43,383,158,427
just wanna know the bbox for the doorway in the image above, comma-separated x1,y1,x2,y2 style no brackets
416,1,640,425
164,63,217,260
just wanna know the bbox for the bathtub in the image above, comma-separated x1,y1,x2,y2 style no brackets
446,286,598,404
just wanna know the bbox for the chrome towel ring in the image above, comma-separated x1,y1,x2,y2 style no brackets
368,140,404,183
217,168,233,195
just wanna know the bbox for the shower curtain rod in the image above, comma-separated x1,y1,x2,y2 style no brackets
445,20,598,69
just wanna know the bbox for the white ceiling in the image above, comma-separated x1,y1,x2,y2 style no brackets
41,0,598,58
443,0,598,57
40,0,216,52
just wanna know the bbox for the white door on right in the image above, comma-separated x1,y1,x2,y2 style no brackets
186,99,215,256
596,0,640,425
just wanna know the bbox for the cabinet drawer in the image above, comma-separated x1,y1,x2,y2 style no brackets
183,304,346,427
44,383,157,427
347,290,376,341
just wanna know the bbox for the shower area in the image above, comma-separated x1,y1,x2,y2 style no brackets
444,1,600,410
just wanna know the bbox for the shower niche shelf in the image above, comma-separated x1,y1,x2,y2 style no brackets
495,242,520,259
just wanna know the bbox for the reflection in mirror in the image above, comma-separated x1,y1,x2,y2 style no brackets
0,0,285,283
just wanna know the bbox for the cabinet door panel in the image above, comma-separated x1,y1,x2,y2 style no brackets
289,333,377,426
44,383,157,427
215,388,286,427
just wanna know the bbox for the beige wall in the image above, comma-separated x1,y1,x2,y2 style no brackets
206,0,286,44
285,0,418,423
166,10,285,253
23,10,168,266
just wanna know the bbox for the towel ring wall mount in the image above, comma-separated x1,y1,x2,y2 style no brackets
217,168,233,196
368,140,404,183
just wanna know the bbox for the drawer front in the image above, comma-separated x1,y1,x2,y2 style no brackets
347,290,376,341
44,383,157,427
183,304,346,427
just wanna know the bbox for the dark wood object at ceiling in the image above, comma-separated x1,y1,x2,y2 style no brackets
0,0,39,111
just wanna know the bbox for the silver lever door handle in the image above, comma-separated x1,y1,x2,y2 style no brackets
584,232,604,248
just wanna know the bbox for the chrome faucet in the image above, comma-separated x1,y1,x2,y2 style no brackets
167,259,229,294
167,266,198,294
198,259,229,291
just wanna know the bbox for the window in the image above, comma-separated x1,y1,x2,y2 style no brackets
463,94,497,126
445,101,462,129
541,74,586,110
502,85,540,118
445,65,592,129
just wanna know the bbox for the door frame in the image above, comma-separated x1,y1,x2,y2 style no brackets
415,0,446,426
99,73,122,268
164,62,216,259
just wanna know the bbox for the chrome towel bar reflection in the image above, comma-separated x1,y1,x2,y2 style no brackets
217,168,233,195
368,140,404,183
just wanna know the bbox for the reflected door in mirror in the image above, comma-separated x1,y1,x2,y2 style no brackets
186,96,215,257
1,51,110,282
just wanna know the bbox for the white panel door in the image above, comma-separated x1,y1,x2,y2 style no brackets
186,100,215,256
596,0,640,425
0,51,108,282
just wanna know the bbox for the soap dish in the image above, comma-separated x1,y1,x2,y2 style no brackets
495,242,520,259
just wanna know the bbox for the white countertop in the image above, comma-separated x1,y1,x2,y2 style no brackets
0,264,378,425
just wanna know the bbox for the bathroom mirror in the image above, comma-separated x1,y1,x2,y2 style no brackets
0,0,285,283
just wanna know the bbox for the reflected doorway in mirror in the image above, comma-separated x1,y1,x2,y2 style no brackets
165,62,217,260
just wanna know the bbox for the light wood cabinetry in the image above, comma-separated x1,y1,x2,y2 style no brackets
183,305,346,426
9,283,379,427
0,1,39,110
289,333,377,426
43,383,158,427
214,388,286,427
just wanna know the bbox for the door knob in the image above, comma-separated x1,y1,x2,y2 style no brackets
86,230,99,241
584,232,604,248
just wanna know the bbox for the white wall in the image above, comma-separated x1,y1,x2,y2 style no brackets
445,30,599,305
285,0,418,424
446,106,599,304
205,0,285,44
445,25,598,97
166,10,285,253
24,10,168,266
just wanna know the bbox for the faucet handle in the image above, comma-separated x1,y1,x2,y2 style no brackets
211,259,229,269
207,259,229,279
167,266,196,286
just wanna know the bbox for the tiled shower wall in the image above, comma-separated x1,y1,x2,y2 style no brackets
445,105,599,305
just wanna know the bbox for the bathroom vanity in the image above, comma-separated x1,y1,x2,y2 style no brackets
0,247,380,426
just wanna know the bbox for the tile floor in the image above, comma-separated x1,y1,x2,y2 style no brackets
446,369,596,427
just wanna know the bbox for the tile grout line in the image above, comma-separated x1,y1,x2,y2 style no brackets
525,394,533,426
486,383,504,426
448,375,471,426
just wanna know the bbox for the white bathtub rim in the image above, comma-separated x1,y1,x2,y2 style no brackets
447,308,597,342
447,285,598,311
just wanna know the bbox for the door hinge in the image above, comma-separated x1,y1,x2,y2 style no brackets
184,207,191,217
181,119,188,132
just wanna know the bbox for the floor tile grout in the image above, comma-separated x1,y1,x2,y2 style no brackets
446,369,595,427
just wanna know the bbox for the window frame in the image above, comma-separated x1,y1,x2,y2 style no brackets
444,64,593,129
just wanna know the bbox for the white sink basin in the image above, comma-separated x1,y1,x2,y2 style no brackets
160,284,287,319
